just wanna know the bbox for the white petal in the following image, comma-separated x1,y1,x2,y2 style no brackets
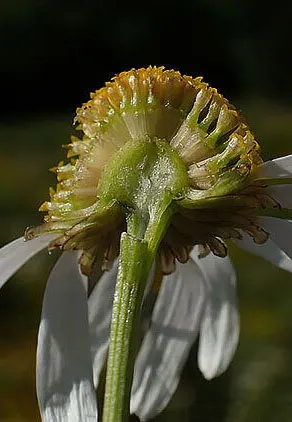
267,184,292,209
37,251,97,422
0,234,55,289
130,260,206,421
255,154,292,180
191,249,239,380
259,216,292,259
89,261,118,387
234,233,292,273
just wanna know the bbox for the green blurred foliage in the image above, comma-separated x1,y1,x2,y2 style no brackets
1,0,292,116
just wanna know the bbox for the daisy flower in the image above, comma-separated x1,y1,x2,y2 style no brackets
1,67,292,422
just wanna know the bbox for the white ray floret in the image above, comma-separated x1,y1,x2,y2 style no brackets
130,259,206,421
192,249,239,380
267,184,292,209
0,233,56,288
258,216,292,260
255,154,292,180
37,251,98,422
235,233,292,273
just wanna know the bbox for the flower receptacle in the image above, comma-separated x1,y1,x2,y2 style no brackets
97,137,189,240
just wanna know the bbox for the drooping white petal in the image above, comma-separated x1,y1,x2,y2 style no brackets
266,184,292,209
130,260,206,421
259,216,292,259
255,154,292,180
88,261,118,387
37,251,97,422
191,249,239,380
234,233,292,273
0,234,55,289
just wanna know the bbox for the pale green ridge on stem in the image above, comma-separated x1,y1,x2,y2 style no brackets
100,137,189,422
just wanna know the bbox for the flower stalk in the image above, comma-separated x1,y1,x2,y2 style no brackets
102,233,150,422
102,211,172,422
100,137,189,421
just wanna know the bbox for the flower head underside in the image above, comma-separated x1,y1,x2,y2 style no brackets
25,66,277,277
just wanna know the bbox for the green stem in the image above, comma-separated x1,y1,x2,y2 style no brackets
102,233,150,422
102,207,174,422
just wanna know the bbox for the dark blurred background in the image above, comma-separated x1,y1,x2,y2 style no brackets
1,1,292,421
2,0,292,118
